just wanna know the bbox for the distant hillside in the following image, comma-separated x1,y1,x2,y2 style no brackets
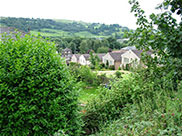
0,17,130,38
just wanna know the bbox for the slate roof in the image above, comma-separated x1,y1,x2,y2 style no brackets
109,50,126,61
82,54,90,60
96,53,106,61
75,54,81,59
63,48,72,52
132,50,153,58
0,27,27,39
73,54,81,59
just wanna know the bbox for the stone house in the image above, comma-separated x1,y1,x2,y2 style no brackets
96,53,106,63
61,48,72,63
102,50,126,70
79,54,91,65
71,54,81,63
121,49,153,68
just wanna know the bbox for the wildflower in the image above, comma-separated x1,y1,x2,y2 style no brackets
171,113,174,116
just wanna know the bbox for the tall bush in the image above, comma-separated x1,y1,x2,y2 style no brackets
0,33,82,136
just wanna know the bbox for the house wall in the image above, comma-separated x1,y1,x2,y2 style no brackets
71,55,78,63
114,61,121,70
121,50,140,67
86,60,91,65
79,55,86,65
79,55,90,65
102,53,114,66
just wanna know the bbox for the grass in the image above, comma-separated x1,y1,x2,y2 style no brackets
77,71,131,104
30,29,106,38
79,86,99,104
30,30,70,37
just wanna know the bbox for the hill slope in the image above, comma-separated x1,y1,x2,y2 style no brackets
0,17,130,38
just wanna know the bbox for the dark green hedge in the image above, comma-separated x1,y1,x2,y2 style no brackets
0,33,82,136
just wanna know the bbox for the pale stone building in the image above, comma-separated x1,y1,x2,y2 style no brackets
102,50,126,70
79,54,91,65
71,54,81,63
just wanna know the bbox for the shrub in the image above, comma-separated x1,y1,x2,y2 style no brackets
115,71,122,78
77,66,98,86
0,33,82,136
99,63,105,69
97,73,110,85
109,65,115,70
69,62,81,67
82,71,173,134
83,74,137,134
125,64,130,71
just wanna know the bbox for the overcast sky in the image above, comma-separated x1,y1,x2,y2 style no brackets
0,0,164,29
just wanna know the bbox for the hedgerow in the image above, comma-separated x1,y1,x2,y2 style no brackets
0,33,82,136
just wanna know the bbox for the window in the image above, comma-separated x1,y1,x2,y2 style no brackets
124,58,129,63
109,60,113,65
130,58,133,62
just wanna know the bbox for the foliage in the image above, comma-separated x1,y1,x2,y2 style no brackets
99,63,105,70
78,66,99,86
51,36,124,54
82,74,137,134
97,74,110,85
0,17,129,38
97,46,109,53
92,92,182,136
83,67,182,134
91,79,182,135
69,65,99,87
125,64,130,71
82,63,182,135
0,33,82,136
115,71,122,78
89,52,100,70
108,65,115,70
128,0,182,89
106,60,109,69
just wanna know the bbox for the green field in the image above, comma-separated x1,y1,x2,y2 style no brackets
30,29,108,38
30,29,71,37
79,87,99,104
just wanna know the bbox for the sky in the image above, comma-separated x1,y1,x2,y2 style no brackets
0,0,164,29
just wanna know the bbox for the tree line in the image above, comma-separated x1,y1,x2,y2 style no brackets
50,36,128,54
0,17,130,38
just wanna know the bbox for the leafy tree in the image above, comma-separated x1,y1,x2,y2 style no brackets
89,51,100,70
106,37,121,49
128,0,182,89
97,46,109,53
68,41,77,54
79,40,89,53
